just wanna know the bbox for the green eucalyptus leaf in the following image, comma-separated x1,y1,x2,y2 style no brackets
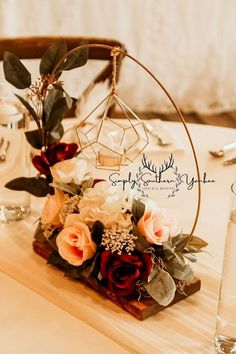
144,269,176,306
25,129,43,149
162,239,173,251
15,94,39,127
3,51,31,89
47,250,71,270
132,198,145,223
91,220,104,245
163,244,185,266
50,181,79,195
171,234,191,251
47,229,60,252
162,249,174,262
44,89,63,118
184,235,208,253
40,40,67,76
47,250,62,266
171,234,182,246
65,91,73,109
48,123,64,144
173,251,185,266
5,177,53,197
81,178,94,192
165,261,194,281
81,253,100,278
133,225,150,251
147,264,157,283
65,257,96,279
44,97,69,131
51,86,77,109
135,233,151,252
183,253,197,263
62,41,88,70
64,267,83,279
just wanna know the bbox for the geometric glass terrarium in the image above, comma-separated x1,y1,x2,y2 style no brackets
74,47,149,171
75,93,149,171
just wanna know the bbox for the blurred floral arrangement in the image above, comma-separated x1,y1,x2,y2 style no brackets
2,40,207,313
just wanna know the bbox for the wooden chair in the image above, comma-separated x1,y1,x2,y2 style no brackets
0,36,126,115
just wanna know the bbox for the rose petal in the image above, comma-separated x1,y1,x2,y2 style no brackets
65,143,78,158
140,252,153,280
100,251,112,278
109,279,136,297
32,155,50,176
116,253,141,266
40,151,50,165
56,221,96,266
45,142,78,166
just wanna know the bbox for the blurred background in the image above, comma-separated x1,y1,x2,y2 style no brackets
0,0,236,127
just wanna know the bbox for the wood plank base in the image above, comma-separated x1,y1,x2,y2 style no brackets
33,240,201,320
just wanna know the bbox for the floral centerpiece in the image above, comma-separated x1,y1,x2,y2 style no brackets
3,40,207,319
35,166,207,311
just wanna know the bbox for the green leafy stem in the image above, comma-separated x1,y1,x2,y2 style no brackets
3,39,89,149
143,233,207,306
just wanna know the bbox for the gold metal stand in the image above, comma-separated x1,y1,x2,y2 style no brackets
53,44,201,236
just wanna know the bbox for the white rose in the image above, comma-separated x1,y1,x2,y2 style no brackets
78,181,128,227
50,157,90,185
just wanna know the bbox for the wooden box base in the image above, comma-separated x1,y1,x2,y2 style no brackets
33,240,201,320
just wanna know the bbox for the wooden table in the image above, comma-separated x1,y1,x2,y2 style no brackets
0,121,235,354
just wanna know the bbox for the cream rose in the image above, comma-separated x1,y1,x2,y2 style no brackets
56,214,96,266
50,157,90,185
78,181,127,227
41,189,65,226
137,203,179,245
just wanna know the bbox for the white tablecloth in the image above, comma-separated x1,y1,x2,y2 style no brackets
0,121,235,354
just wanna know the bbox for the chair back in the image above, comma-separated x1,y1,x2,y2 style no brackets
0,36,126,115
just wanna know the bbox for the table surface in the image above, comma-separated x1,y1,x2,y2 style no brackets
0,120,235,354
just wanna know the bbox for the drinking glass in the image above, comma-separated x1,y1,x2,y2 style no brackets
214,181,236,353
0,83,30,222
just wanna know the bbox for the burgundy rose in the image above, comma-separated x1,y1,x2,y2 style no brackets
100,251,152,297
32,141,78,176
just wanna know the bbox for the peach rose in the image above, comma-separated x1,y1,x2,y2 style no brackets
41,189,65,226
56,214,96,266
137,204,179,245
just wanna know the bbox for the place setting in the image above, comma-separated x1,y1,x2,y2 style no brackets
209,141,236,166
